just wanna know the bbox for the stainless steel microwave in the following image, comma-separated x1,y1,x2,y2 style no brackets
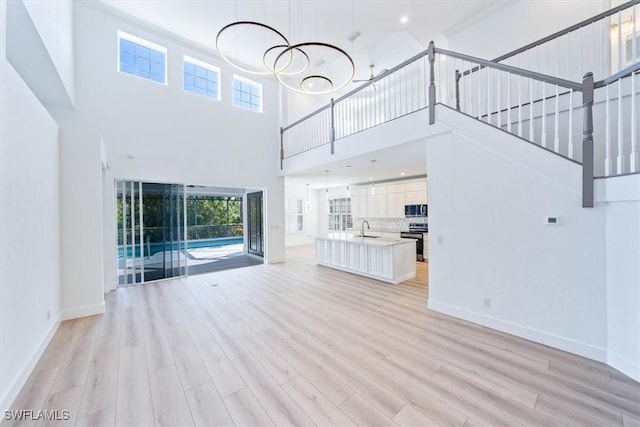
404,204,427,217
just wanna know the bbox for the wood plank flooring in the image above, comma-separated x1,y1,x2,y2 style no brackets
7,244,640,426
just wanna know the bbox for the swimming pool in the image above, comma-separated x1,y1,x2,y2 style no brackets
118,237,243,259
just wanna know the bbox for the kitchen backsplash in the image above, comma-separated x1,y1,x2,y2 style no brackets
353,217,427,232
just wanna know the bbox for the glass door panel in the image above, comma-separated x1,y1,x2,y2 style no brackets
116,181,186,285
247,191,264,257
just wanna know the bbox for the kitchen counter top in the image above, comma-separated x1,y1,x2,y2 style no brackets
317,233,411,246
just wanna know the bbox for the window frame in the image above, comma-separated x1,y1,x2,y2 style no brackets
183,55,221,100
232,74,263,113
117,30,168,85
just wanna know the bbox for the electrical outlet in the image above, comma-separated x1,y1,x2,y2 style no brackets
483,298,491,308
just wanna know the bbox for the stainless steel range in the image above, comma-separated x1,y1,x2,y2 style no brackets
401,223,428,261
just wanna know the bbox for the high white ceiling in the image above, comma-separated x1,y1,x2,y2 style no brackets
101,0,502,81
100,0,502,188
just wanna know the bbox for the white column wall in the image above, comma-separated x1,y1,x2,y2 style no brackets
0,0,62,409
22,0,74,102
598,175,640,381
59,129,105,320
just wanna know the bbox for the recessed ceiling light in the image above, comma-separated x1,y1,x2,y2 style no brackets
400,172,406,176
369,177,373,180
400,16,409,24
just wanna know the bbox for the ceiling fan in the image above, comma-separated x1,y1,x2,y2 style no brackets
353,64,388,83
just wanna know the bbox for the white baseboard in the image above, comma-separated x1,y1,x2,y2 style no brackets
608,351,640,383
427,299,608,363
1,317,60,414
60,302,105,321
266,257,286,264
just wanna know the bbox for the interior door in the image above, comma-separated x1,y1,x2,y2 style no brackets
247,191,264,257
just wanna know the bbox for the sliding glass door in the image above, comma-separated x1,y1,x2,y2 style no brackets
247,191,264,257
116,181,186,285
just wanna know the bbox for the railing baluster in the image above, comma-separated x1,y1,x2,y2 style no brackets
605,84,612,175
632,6,639,173
394,70,398,119
465,62,473,115
591,23,595,76
507,72,512,133
529,77,534,143
541,82,547,147
411,60,416,113
618,12,623,71
579,26,584,78
554,84,560,153
477,63,482,120
568,89,574,159
518,72,523,137
487,67,492,123
617,78,625,174
497,70,501,128
631,67,639,172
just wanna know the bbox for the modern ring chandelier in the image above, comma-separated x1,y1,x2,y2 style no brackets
215,21,355,95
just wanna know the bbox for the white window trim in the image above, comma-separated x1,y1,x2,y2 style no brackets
117,30,168,85
233,74,263,113
183,55,221,101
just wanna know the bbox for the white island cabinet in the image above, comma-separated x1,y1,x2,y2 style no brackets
315,235,416,284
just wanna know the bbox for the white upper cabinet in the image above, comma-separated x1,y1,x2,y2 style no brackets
350,178,426,218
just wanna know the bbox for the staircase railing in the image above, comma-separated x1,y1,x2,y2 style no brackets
281,43,596,207
281,50,430,160
595,61,640,175
280,4,640,208
490,0,639,83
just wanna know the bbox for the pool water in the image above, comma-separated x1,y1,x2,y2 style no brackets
118,237,243,259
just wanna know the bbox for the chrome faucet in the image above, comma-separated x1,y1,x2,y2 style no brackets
361,220,370,237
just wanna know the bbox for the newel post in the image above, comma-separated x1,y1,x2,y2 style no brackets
582,72,594,208
279,126,284,170
455,69,461,111
428,41,436,125
330,98,335,155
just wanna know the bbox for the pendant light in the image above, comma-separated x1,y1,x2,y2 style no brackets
215,0,355,95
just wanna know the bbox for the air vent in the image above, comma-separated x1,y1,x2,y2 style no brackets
347,30,361,42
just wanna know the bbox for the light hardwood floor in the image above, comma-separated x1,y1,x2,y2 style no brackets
8,245,640,426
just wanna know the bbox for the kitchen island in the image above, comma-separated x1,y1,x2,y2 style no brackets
315,234,416,284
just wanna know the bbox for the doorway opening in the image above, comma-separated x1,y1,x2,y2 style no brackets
116,181,264,286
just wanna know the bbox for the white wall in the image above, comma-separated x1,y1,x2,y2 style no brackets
59,129,105,320
284,183,323,247
446,0,609,61
5,0,74,108
427,107,608,361
0,0,62,409
22,0,75,102
59,1,285,294
597,175,640,380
